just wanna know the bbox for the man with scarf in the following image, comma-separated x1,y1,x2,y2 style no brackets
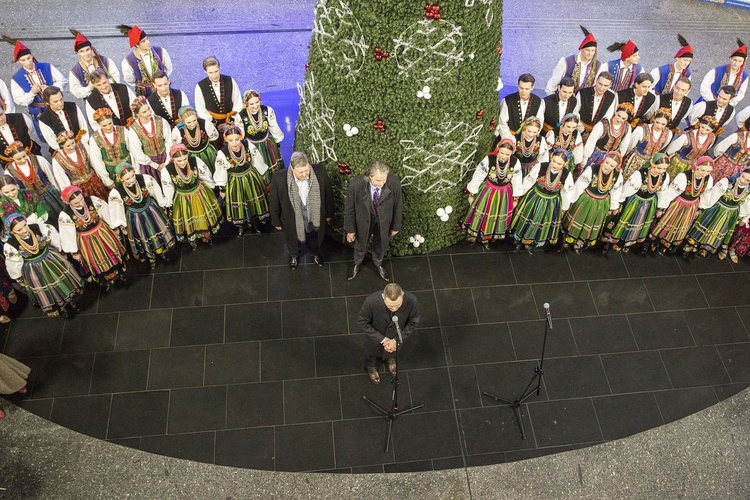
269,151,334,269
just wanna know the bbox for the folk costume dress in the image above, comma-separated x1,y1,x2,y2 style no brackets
59,195,127,286
5,154,65,225
0,188,48,229
712,131,750,181
160,156,222,245
52,142,112,200
602,165,670,250
582,118,631,170
214,140,269,228
89,125,133,184
463,152,523,242
172,116,219,174
686,176,750,254
562,164,623,248
109,174,175,262
511,161,575,248
649,170,714,252
3,222,83,315
237,105,284,185
545,127,583,174
665,129,716,179
621,124,672,179
514,134,549,177
127,115,173,185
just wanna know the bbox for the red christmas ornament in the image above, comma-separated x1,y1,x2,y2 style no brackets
476,109,485,120
496,42,503,56
338,162,351,175
373,119,386,132
373,46,389,61
305,62,310,71
488,119,497,132
375,54,382,61
425,4,441,20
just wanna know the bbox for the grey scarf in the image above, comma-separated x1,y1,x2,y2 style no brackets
287,166,321,241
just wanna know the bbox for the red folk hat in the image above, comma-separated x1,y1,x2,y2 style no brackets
73,32,91,53
61,185,83,204
620,40,638,60
13,40,30,62
674,34,693,59
117,25,147,48
732,38,747,59
578,25,596,50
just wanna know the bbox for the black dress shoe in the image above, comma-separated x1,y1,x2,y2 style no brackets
313,254,324,266
289,256,298,269
376,265,390,282
347,263,361,280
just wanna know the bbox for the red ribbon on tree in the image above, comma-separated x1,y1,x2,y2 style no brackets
489,119,497,132
425,4,441,19
475,110,485,120
338,162,351,175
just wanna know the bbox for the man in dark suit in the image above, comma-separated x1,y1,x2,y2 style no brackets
344,160,403,282
269,151,334,269
616,72,656,129
542,77,577,134
358,283,420,384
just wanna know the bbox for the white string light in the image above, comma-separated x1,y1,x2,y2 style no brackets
313,0,369,79
296,72,338,162
392,19,465,83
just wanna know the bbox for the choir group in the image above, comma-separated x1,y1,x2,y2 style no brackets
463,28,750,265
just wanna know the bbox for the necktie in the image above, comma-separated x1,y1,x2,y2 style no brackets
373,187,380,212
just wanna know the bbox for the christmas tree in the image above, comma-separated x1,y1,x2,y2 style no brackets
295,0,503,255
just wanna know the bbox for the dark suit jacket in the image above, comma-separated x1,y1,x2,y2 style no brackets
358,290,420,355
268,163,334,249
343,173,403,250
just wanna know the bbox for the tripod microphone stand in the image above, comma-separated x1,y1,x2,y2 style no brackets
482,302,552,440
363,315,424,452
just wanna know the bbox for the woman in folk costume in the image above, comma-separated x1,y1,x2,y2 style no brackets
161,144,222,250
513,117,549,177
4,141,65,225
88,107,133,185
108,163,175,269
545,112,583,176
665,116,718,179
3,213,83,318
602,153,671,253
621,107,673,180
683,168,750,258
711,126,750,182
52,130,112,200
172,105,219,174
463,137,523,248
562,151,624,252
214,125,269,236
236,90,284,185
511,148,575,254
58,185,127,290
648,156,715,254
0,175,47,227
581,102,633,171
127,96,173,185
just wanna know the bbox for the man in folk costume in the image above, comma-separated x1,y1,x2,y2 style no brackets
0,102,41,162
687,85,736,137
0,80,15,113
616,73,656,129
647,77,693,134
600,39,644,93
650,35,693,95
495,73,545,139
574,71,617,142
117,25,172,98
545,25,601,95
4,36,67,138
84,68,136,132
147,71,189,128
194,56,243,139
542,78,577,134
37,86,89,152
700,39,748,107
67,29,121,99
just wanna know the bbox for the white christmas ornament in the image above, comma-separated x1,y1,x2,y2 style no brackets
409,236,415,243
445,205,453,214
416,235,425,243
436,208,446,217
440,214,450,222
343,123,351,132
413,241,421,248
351,126,359,135
422,86,431,94
417,86,432,100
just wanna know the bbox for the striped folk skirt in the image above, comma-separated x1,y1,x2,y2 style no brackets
172,182,222,242
711,155,749,183
138,152,167,186
463,181,514,241
562,191,610,247
250,138,283,186
21,245,83,313
125,197,176,259
189,143,218,175
39,185,66,227
604,193,659,247
649,196,700,248
511,188,563,247
621,151,649,181
729,224,750,257
666,155,691,181
687,200,741,252
75,173,110,200
76,223,127,284
225,170,268,226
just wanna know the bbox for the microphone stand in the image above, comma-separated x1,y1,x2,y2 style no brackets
482,304,552,440
362,317,424,452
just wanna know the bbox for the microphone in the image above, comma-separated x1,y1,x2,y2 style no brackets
543,303,553,329
392,315,404,344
